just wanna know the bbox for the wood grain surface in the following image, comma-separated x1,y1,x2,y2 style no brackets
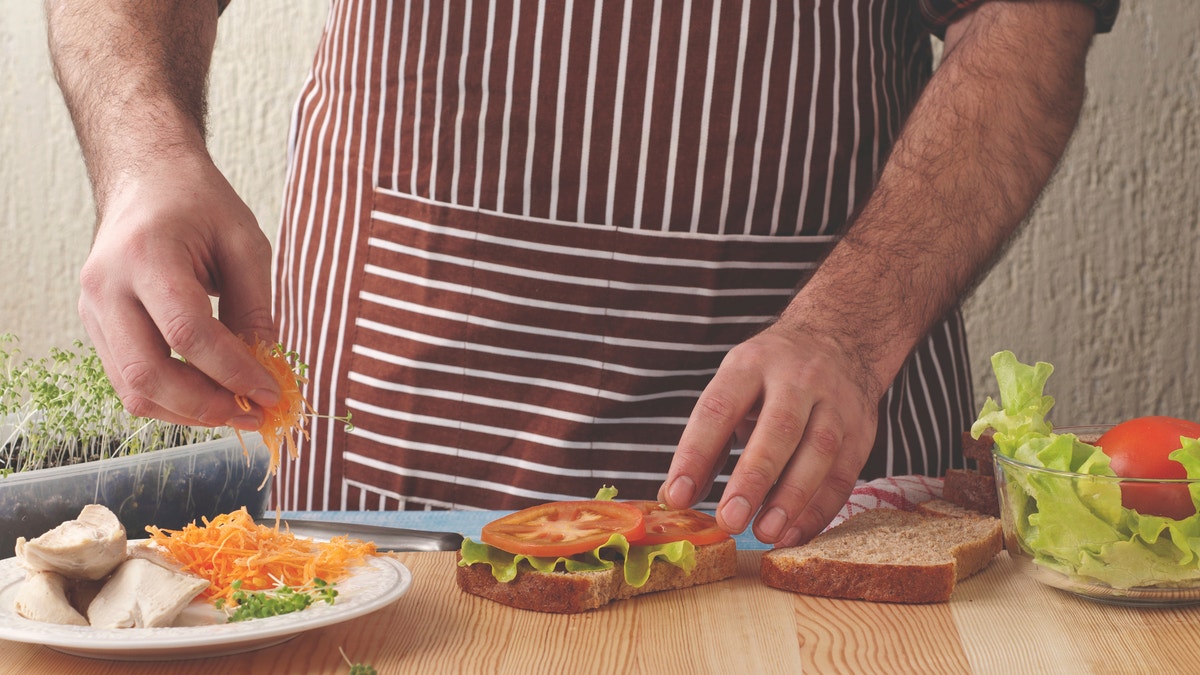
3,550,1200,674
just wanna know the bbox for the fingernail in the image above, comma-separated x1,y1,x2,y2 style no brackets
228,415,261,431
756,507,789,542
667,476,696,506
720,496,752,533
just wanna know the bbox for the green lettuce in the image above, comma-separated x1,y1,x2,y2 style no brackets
457,486,698,588
973,351,1200,588
458,534,695,587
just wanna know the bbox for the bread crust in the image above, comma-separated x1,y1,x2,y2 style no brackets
456,537,738,613
760,556,957,604
943,468,1000,517
961,431,995,476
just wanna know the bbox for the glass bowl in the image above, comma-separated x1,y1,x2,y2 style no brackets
993,425,1200,607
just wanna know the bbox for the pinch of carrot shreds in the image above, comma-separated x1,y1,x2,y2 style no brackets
234,340,315,486
146,507,376,604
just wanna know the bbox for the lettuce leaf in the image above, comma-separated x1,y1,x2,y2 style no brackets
458,533,695,587
970,350,1056,453
974,350,1200,588
457,486,698,587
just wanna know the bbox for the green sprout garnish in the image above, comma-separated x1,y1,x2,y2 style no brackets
0,334,223,474
339,646,378,674
214,578,338,622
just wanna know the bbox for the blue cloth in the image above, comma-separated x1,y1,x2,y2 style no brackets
278,510,771,551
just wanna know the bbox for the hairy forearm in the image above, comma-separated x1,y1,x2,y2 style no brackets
45,0,219,213
779,0,1096,399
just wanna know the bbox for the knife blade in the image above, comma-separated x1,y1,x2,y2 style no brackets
256,517,464,552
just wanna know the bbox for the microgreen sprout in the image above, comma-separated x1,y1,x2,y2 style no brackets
339,646,378,675
277,346,355,432
216,578,339,622
0,335,223,475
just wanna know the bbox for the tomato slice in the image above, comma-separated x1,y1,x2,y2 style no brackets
480,500,646,557
625,501,731,546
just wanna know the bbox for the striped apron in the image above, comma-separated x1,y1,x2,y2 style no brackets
273,0,974,512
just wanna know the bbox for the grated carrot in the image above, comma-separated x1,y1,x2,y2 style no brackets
233,339,315,488
146,507,377,603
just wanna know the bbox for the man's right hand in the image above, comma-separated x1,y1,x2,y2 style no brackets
47,0,281,429
78,154,280,430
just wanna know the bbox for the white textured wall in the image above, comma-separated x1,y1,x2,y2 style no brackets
1,2,1197,427
963,1,1200,424
0,1,327,355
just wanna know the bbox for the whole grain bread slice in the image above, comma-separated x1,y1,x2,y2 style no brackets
456,537,738,613
943,468,1001,517
961,431,996,476
760,508,1002,604
914,497,994,520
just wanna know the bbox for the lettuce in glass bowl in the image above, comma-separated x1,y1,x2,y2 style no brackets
974,351,1200,606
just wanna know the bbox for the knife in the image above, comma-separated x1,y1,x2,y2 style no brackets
256,517,464,552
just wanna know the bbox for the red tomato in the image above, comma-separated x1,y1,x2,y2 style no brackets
625,501,731,546
1096,416,1200,520
481,500,646,557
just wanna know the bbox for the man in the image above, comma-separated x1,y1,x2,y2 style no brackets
46,0,1118,547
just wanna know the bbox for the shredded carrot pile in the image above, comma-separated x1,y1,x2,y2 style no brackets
233,339,313,486
146,508,377,603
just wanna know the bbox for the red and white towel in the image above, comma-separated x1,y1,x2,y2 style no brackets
825,476,945,531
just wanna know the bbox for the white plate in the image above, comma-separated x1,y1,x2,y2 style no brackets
0,552,411,661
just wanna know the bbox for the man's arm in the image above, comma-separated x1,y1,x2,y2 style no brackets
47,1,216,210
661,0,1097,544
46,0,280,429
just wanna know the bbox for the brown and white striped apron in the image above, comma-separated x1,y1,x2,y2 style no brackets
272,0,974,512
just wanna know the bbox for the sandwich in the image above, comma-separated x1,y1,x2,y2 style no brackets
455,487,737,613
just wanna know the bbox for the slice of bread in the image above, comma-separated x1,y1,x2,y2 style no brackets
456,538,738,613
961,431,995,476
943,468,1000,517
914,497,992,519
760,508,1002,604
945,431,1001,516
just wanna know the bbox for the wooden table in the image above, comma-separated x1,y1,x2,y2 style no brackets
3,549,1200,674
